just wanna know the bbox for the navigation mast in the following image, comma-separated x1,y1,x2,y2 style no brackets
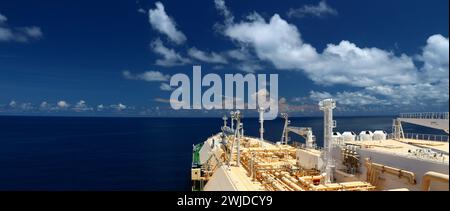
319,99,336,183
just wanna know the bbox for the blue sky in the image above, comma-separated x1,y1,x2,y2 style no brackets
0,0,448,116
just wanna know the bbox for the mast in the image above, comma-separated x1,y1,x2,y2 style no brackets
222,115,228,128
258,107,265,141
319,99,336,183
235,110,242,167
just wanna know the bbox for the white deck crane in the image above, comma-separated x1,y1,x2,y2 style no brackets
280,113,315,148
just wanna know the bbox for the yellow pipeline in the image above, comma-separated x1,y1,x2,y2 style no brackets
422,171,449,191
365,158,416,185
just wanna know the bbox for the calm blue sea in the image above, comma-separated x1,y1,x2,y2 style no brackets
0,116,445,191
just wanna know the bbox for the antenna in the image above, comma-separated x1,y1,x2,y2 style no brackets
235,110,242,167
222,115,228,128
230,111,235,131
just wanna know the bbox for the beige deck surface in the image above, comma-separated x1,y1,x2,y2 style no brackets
227,166,265,191
398,139,449,153
345,139,449,162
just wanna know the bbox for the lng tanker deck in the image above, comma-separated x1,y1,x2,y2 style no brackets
191,99,449,191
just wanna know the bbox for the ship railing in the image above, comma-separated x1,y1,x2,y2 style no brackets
399,112,449,120
397,133,450,142
387,133,396,140
242,135,325,150
387,133,449,142
296,143,323,151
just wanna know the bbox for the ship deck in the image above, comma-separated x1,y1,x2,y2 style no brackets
204,136,375,191
398,139,449,154
345,139,449,163
199,133,448,191
226,166,265,191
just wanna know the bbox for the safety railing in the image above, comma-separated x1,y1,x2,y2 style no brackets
296,143,323,151
388,133,449,142
402,133,449,142
386,133,395,140
399,112,449,120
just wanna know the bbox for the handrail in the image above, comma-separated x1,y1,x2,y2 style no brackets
422,171,449,191
391,133,450,142
399,112,449,120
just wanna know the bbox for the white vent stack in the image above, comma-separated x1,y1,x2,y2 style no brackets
233,110,242,167
319,98,336,183
230,112,235,131
258,107,265,141
305,129,314,148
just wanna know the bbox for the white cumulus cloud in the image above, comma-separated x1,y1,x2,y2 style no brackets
148,2,187,44
159,82,173,91
151,38,191,66
418,34,449,83
97,104,104,111
9,100,17,108
287,0,338,18
123,70,170,82
224,14,320,71
214,0,234,25
111,103,127,111
310,90,388,106
226,48,263,72
0,13,7,23
138,8,146,14
214,1,448,109
188,47,228,64
73,100,93,112
223,13,419,87
0,13,43,42
20,102,34,110
40,101,51,110
57,100,69,109
307,40,418,87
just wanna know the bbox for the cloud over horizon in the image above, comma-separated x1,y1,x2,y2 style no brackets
2,1,447,117
211,1,448,110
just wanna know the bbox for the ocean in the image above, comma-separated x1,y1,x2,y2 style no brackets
0,116,446,191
